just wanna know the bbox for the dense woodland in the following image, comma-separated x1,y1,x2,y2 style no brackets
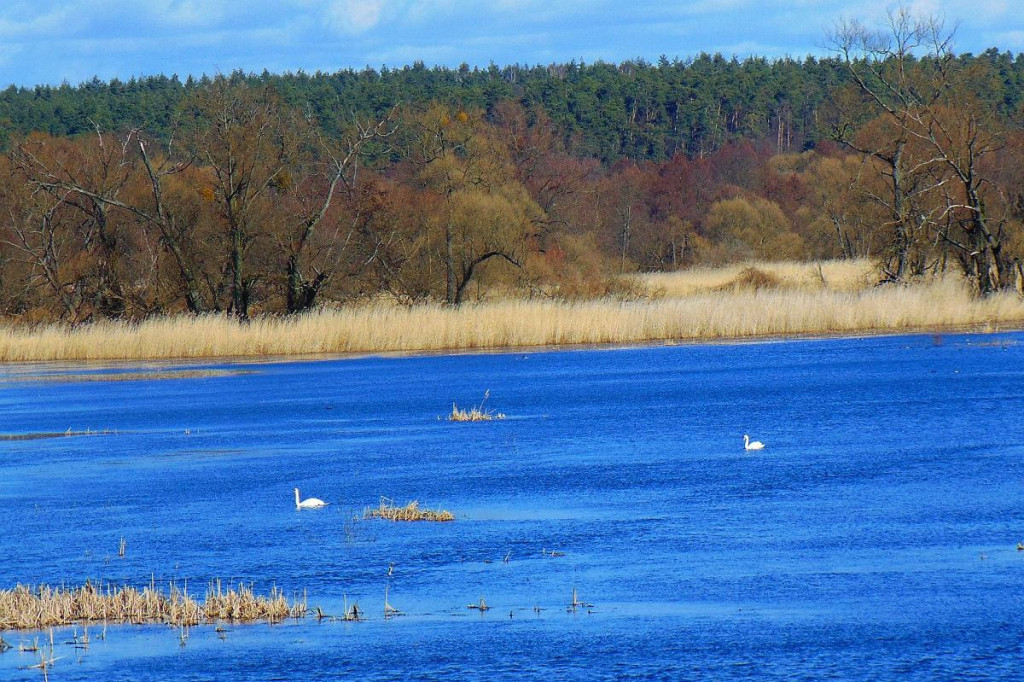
1,11,1023,322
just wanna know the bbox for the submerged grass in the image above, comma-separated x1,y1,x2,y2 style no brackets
0,262,1021,363
0,430,112,441
0,580,307,631
364,497,455,523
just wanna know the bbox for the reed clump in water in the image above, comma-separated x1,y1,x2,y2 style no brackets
0,580,307,631
364,497,455,522
448,403,495,421
448,389,505,422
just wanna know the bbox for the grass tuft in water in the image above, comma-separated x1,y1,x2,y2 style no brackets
449,390,505,422
364,497,455,522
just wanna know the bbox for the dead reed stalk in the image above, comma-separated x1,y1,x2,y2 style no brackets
568,587,593,611
383,583,400,619
467,597,490,611
449,389,505,422
363,497,455,522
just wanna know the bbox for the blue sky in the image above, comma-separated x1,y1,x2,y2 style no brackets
1,1,1021,88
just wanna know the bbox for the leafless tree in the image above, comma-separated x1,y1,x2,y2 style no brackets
828,5,1014,292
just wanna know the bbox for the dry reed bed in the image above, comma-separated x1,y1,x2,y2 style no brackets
0,581,306,631
0,277,1022,363
364,498,455,522
634,259,880,296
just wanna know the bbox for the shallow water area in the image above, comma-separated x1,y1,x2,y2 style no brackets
2,332,1024,680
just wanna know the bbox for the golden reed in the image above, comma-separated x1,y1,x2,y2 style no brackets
0,580,307,631
364,497,455,522
0,262,1021,363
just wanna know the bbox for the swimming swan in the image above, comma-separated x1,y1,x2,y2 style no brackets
294,487,328,509
743,434,765,451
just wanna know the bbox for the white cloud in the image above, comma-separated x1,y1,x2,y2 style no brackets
0,7,74,40
989,29,1024,50
961,0,1009,18
152,0,228,27
326,0,385,34
402,0,458,24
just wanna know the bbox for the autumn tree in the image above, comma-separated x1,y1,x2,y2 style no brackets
795,151,888,259
490,100,592,231
7,130,143,319
489,100,621,294
130,139,218,314
9,127,221,316
403,104,541,305
642,153,706,268
344,176,435,303
178,79,301,318
607,162,649,273
704,195,804,262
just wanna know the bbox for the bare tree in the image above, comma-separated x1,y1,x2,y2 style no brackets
0,166,85,321
278,107,396,313
179,79,299,319
12,128,213,314
9,128,139,317
828,5,1014,292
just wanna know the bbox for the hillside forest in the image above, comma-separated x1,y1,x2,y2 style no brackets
1,10,1023,323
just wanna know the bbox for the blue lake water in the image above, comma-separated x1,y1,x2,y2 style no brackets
1,332,1023,680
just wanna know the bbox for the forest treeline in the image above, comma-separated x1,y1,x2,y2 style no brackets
1,10,1023,323
5,48,1024,162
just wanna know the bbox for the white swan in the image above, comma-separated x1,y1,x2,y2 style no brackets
744,434,765,451
294,487,328,509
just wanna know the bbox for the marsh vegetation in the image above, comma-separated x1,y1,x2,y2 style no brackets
364,498,455,522
0,260,1021,362
0,581,307,631
448,390,505,422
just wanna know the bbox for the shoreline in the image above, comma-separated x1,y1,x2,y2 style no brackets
0,320,1020,371
1,270,1022,365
